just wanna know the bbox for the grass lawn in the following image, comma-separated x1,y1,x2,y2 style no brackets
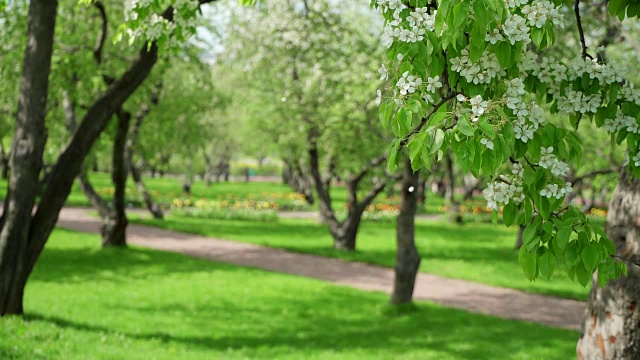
0,229,578,359
134,215,590,301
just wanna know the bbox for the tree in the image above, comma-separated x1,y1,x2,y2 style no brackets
0,0,217,315
231,0,391,250
373,0,640,355
576,169,640,359
390,157,421,304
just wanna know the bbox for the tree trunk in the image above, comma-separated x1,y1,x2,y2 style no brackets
444,151,462,224
78,168,112,218
416,176,427,206
0,142,9,180
462,174,481,201
577,169,640,359
330,213,361,251
203,153,214,186
515,224,525,249
308,135,387,251
102,113,130,247
390,159,421,305
0,0,58,316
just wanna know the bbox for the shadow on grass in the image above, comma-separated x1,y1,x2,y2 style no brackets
25,292,576,359
31,241,245,284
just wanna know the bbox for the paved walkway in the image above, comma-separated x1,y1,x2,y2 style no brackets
56,208,585,331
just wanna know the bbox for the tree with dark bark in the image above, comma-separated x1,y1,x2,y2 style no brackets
390,158,421,305
0,0,217,316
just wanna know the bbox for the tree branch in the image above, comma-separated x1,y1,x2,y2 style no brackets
570,168,617,186
399,92,456,148
574,0,593,60
347,154,387,187
92,0,108,65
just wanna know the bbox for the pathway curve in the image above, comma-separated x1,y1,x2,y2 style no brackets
56,207,585,331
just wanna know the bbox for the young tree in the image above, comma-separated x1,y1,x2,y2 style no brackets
231,0,391,250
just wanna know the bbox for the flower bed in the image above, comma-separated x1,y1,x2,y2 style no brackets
171,199,278,221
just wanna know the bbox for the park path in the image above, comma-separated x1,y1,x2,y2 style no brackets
56,207,585,331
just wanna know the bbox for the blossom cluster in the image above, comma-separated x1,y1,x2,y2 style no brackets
377,0,436,47
523,56,632,117
538,147,569,177
521,1,563,28
504,78,545,143
123,0,200,44
603,112,640,134
540,182,573,199
450,48,505,85
483,163,525,211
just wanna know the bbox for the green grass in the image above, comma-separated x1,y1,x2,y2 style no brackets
0,229,578,359
134,215,590,301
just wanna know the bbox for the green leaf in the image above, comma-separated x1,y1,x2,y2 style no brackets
519,246,537,281
430,112,448,126
575,262,591,287
555,225,571,252
581,243,601,272
453,1,470,31
503,202,517,227
478,116,496,139
481,150,496,175
531,28,544,48
495,42,512,68
523,222,538,247
601,238,617,256
538,250,556,280
454,142,473,171
430,129,445,156
387,142,400,173
457,116,474,137
565,241,581,267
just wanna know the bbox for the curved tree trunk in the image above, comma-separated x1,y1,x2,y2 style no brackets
577,169,640,359
0,0,58,316
390,159,421,305
78,167,111,218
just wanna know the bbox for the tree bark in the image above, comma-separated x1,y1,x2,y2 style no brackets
444,151,462,224
0,0,58,316
390,159,421,305
577,169,640,359
102,112,130,247
308,132,387,251
78,167,112,218
0,142,9,180
416,175,427,206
